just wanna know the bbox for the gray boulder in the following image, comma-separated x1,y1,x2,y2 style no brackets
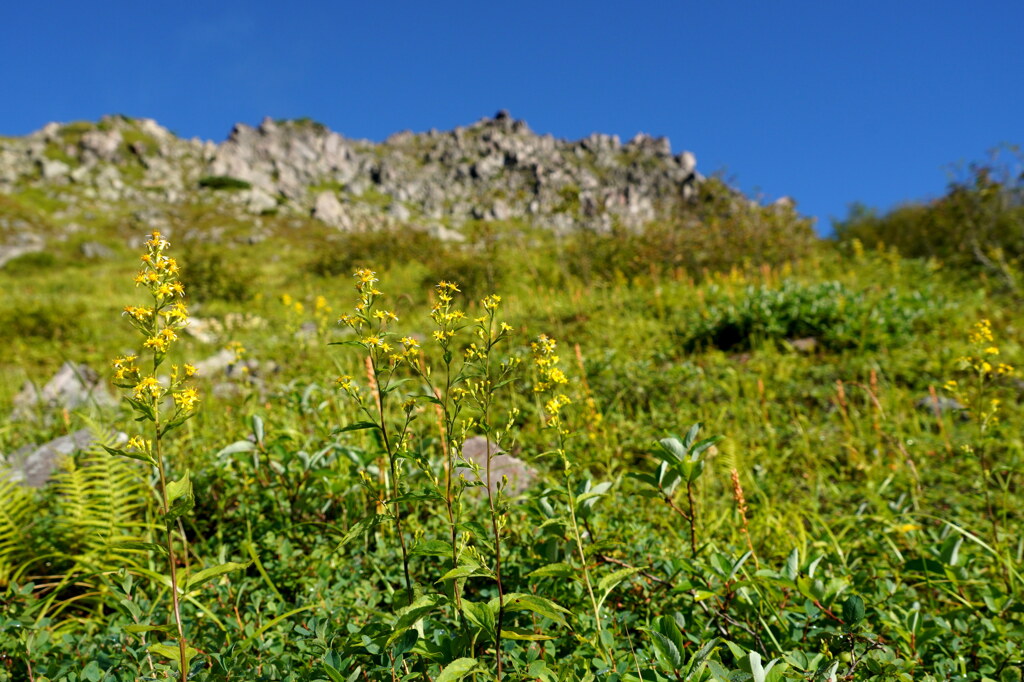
11,362,116,421
916,395,965,415
461,436,537,497
312,191,352,229
4,429,94,487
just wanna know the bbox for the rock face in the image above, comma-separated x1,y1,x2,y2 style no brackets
0,112,705,255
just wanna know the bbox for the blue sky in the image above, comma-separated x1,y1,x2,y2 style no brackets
2,1,1021,232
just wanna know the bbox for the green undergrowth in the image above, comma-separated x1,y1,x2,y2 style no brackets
0,222,1022,681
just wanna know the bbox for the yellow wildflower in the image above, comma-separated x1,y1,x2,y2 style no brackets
133,376,164,400
144,336,168,352
173,387,200,411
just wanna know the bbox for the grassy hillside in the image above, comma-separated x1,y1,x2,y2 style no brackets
0,180,1022,680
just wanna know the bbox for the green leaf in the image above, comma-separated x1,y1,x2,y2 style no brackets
690,435,723,459
148,642,199,668
410,539,452,557
706,659,731,682
495,593,570,627
387,594,445,646
436,658,481,682
437,564,492,581
657,615,687,653
728,551,753,581
159,413,195,437
501,627,556,641
335,421,380,434
841,595,865,627
215,440,257,458
124,396,156,422
939,535,963,566
251,415,265,446
649,631,682,671
783,549,800,582
573,491,609,513
598,566,644,596
108,541,168,556
683,458,706,483
682,423,702,450
683,638,719,680
164,471,194,524
322,663,346,682
124,623,176,634
528,562,576,579
335,514,386,549
185,561,251,593
658,436,686,463
102,444,155,465
462,600,495,635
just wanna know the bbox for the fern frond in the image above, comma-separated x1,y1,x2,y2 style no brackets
51,417,152,569
0,473,39,588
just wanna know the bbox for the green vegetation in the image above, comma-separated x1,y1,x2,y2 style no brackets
836,147,1024,291
197,176,253,191
0,159,1023,680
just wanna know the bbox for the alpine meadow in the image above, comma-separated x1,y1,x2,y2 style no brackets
0,115,1022,681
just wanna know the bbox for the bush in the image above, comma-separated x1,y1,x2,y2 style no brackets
562,177,817,283
835,148,1024,284
678,280,937,351
0,302,78,340
182,246,259,302
2,250,57,274
198,176,253,191
307,227,503,299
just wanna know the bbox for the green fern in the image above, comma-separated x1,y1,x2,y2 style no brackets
51,418,151,567
0,472,38,588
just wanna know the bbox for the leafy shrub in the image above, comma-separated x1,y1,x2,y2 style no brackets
1,250,57,274
678,280,936,351
0,302,79,340
198,175,253,191
563,177,817,283
308,227,503,298
836,149,1024,284
182,246,259,302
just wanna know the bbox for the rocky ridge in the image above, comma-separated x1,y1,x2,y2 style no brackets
0,111,702,260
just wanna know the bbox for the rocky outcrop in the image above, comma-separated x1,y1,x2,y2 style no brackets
11,361,117,422
0,111,705,247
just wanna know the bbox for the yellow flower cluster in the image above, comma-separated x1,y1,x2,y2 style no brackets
126,435,151,454
112,354,141,386
335,269,418,367
430,281,467,346
532,334,572,430
959,319,1014,377
531,334,569,392
281,293,305,315
225,340,246,362
124,232,191,358
173,387,200,411
113,231,200,416
132,376,164,401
